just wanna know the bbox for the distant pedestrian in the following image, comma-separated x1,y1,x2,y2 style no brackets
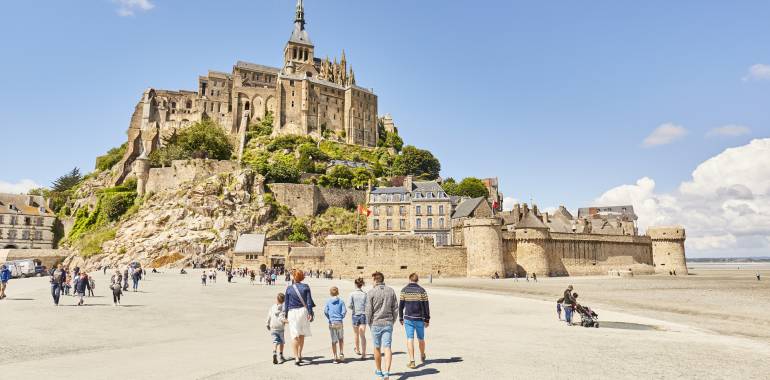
74,273,88,306
201,271,207,286
88,275,95,297
132,268,141,292
284,270,315,366
757,273,761,281
212,270,217,283
103,266,107,275
0,264,11,300
50,264,66,306
110,270,123,306
366,271,399,379
324,286,347,363
266,292,287,364
526,273,530,282
532,273,538,282
514,272,518,282
399,273,430,369
494,272,500,279
123,268,129,291
271,272,277,285
348,277,368,360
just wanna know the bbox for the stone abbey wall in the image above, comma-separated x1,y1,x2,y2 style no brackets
324,235,467,279
145,160,240,195
268,183,365,217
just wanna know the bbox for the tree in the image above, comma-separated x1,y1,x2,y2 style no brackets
392,146,441,180
445,177,489,198
149,119,233,167
318,165,354,188
52,167,83,192
385,133,404,152
288,219,310,242
176,118,233,160
267,153,300,183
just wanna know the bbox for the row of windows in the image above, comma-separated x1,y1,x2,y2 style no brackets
244,255,260,260
0,216,44,226
371,218,446,230
370,192,449,203
243,71,275,83
0,229,44,240
371,205,446,216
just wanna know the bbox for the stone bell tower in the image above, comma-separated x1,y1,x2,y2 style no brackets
283,0,317,77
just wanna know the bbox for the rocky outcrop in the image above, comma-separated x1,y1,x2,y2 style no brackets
65,169,284,270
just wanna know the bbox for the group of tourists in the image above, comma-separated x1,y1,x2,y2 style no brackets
265,269,430,379
48,264,97,306
46,264,144,307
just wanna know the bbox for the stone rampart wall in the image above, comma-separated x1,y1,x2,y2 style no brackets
324,235,467,279
268,183,364,217
145,159,240,195
503,232,655,276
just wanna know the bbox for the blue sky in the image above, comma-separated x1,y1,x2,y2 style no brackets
1,1,769,256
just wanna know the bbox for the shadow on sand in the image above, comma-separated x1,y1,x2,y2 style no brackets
599,321,659,331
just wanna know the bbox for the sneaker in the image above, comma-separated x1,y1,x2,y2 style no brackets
273,353,278,364
407,361,416,369
339,353,344,362
375,370,384,378
279,354,286,363
421,353,427,363
383,371,390,379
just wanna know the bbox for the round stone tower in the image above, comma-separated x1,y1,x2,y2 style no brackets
647,226,687,275
462,218,504,278
132,156,151,197
514,226,551,277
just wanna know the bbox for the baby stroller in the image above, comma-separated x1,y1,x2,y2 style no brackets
576,304,599,328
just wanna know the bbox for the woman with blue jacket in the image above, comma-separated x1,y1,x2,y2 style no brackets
284,269,315,366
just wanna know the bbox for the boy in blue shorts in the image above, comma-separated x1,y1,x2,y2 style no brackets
266,292,287,364
399,273,430,369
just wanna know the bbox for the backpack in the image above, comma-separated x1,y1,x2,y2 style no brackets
52,270,64,284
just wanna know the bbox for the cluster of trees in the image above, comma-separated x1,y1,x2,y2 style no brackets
392,145,441,180
149,118,233,167
317,165,374,189
29,167,84,214
442,177,489,198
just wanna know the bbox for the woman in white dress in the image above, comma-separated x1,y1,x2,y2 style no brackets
283,269,315,365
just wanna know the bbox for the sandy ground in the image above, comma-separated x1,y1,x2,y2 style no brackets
1,266,769,379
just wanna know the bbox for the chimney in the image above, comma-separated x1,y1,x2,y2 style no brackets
522,203,529,216
403,175,413,192
513,203,521,223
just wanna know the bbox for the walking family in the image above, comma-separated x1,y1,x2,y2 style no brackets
264,270,430,380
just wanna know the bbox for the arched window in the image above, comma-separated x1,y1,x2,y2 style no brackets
245,101,250,110
186,100,192,109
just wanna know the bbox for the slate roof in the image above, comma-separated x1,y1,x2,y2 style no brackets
413,181,444,193
515,212,548,229
233,234,266,254
452,197,485,219
235,61,281,73
289,23,312,45
370,187,407,195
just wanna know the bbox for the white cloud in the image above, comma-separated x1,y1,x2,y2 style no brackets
742,64,770,82
114,0,155,17
0,179,41,194
642,123,687,147
502,197,519,211
706,124,751,138
595,138,770,257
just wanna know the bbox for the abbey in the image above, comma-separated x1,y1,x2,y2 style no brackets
113,0,378,184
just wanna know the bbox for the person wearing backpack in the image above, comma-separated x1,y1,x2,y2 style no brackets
50,264,66,306
110,270,123,306
0,264,11,300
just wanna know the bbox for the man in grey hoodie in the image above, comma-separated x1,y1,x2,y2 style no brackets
365,271,399,379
